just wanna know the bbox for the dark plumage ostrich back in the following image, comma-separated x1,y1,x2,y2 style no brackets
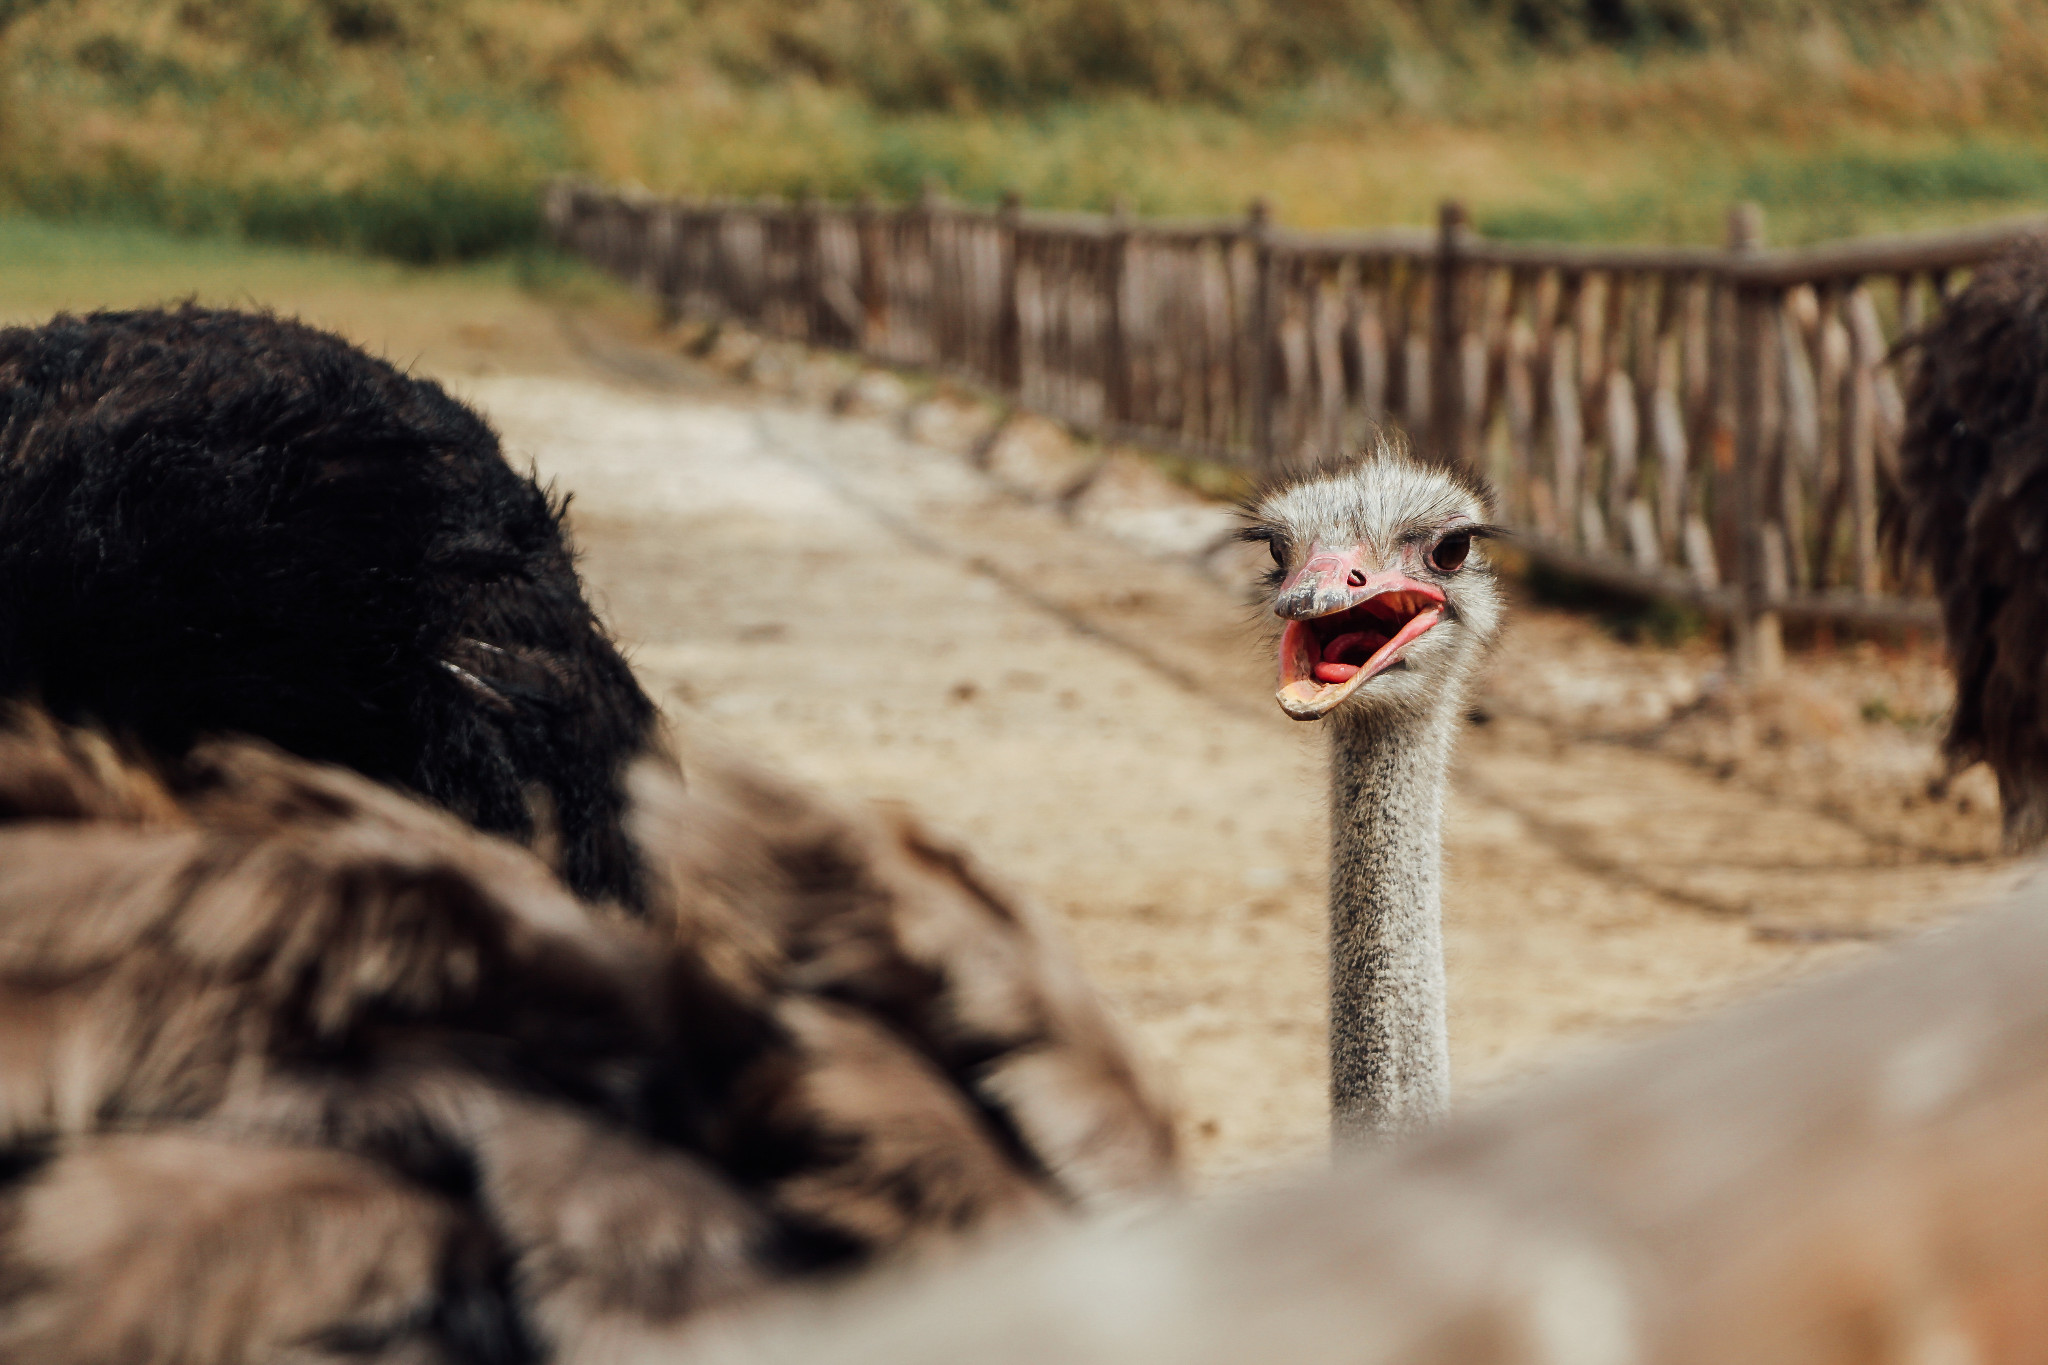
1892,241,2048,849
0,711,1177,1361
0,306,658,906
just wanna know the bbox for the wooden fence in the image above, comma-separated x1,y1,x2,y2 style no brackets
546,180,2048,667
679,879,2048,1365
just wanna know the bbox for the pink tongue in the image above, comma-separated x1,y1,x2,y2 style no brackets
1313,662,1360,683
1322,631,1379,661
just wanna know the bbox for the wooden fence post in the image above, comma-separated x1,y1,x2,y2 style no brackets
655,200,679,327
997,190,1024,395
796,191,821,345
1729,202,1785,680
1246,198,1276,471
542,177,573,253
1430,200,1470,470
1105,195,1132,430
854,192,884,354
917,178,946,365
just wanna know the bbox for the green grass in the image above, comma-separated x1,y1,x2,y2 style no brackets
0,142,548,266
1476,144,2048,247
0,215,522,313
0,214,631,388
1479,194,1680,244
8,0,2048,262
1524,559,1711,647
1744,145,2048,212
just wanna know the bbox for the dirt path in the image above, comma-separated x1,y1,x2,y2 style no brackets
453,368,2032,1185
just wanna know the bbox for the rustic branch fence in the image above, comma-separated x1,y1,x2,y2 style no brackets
546,180,2048,671
679,882,2048,1365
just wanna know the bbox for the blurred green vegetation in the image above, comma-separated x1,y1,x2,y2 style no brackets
0,211,610,308
1524,559,1710,647
7,0,2048,262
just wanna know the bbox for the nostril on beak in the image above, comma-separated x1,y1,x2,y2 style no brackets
1346,568,1367,587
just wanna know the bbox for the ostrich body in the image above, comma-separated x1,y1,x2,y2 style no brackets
0,706,1178,1362
0,305,657,909
1894,240,2048,849
1242,446,1503,1144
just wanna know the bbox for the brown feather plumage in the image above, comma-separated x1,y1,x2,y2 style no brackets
0,709,1177,1361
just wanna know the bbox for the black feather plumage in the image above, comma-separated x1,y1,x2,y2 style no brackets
1891,238,2048,849
0,305,659,906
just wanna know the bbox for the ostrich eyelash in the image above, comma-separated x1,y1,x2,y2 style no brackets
1397,521,1511,549
1236,524,1291,565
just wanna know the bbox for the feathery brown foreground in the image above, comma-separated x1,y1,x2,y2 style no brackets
0,708,1176,1363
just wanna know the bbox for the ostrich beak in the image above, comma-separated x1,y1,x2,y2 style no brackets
1274,565,1445,720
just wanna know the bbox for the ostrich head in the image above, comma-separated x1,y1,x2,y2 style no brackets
1243,443,1504,723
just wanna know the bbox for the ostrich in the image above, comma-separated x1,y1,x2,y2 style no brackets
1239,442,1504,1144
1892,238,2048,850
0,305,659,910
0,706,1177,1362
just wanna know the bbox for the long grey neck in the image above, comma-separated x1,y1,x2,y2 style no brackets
1326,692,1462,1149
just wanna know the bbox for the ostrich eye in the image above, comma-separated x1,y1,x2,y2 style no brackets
1428,532,1471,573
1267,537,1286,568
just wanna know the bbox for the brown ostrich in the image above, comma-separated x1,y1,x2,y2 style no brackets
0,708,1176,1363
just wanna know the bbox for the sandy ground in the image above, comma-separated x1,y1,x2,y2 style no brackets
441,360,2032,1186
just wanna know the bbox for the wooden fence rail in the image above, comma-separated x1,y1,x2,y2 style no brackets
547,180,2048,665
678,879,2048,1365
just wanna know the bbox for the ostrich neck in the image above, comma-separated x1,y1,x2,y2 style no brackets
1326,691,1462,1148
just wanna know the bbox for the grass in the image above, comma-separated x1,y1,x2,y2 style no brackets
9,0,2048,261
0,214,570,315
1523,559,1711,647
0,214,634,381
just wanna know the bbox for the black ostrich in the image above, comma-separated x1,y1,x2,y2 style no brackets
1892,240,2048,849
0,305,656,907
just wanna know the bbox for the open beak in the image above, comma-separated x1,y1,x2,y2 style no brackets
1273,561,1445,721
